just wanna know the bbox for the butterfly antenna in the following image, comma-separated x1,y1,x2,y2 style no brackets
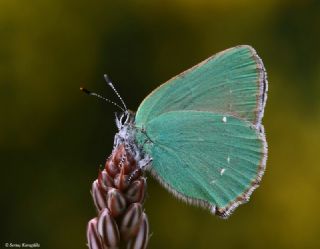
104,74,128,111
80,87,125,112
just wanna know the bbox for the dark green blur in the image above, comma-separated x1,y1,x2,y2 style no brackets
1,1,319,248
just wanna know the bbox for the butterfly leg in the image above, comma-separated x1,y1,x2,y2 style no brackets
127,156,152,183
139,156,153,170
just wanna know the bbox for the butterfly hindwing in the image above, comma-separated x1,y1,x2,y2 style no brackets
136,111,267,218
135,45,267,127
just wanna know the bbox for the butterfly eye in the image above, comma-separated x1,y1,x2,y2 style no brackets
118,113,125,127
118,112,130,127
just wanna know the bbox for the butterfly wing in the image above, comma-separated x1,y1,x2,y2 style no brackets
136,111,267,218
135,45,267,128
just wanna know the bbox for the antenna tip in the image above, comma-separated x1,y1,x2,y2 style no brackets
104,74,111,83
80,87,90,94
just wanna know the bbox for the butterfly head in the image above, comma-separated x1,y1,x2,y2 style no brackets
114,109,137,149
115,110,136,130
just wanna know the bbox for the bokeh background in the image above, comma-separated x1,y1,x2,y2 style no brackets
1,0,319,248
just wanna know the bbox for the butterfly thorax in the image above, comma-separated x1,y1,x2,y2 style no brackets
114,110,152,170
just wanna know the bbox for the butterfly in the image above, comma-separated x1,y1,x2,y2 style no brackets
85,45,268,219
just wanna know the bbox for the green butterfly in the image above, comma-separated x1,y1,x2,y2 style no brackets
114,45,267,218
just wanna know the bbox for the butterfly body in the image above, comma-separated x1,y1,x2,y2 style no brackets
113,45,268,218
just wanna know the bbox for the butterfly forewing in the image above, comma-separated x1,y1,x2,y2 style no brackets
135,45,267,127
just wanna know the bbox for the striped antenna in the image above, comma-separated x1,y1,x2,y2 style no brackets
80,87,125,112
104,74,127,111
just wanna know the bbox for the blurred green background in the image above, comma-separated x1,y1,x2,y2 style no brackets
1,0,319,248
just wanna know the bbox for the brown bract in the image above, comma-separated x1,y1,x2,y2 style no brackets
87,144,149,249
